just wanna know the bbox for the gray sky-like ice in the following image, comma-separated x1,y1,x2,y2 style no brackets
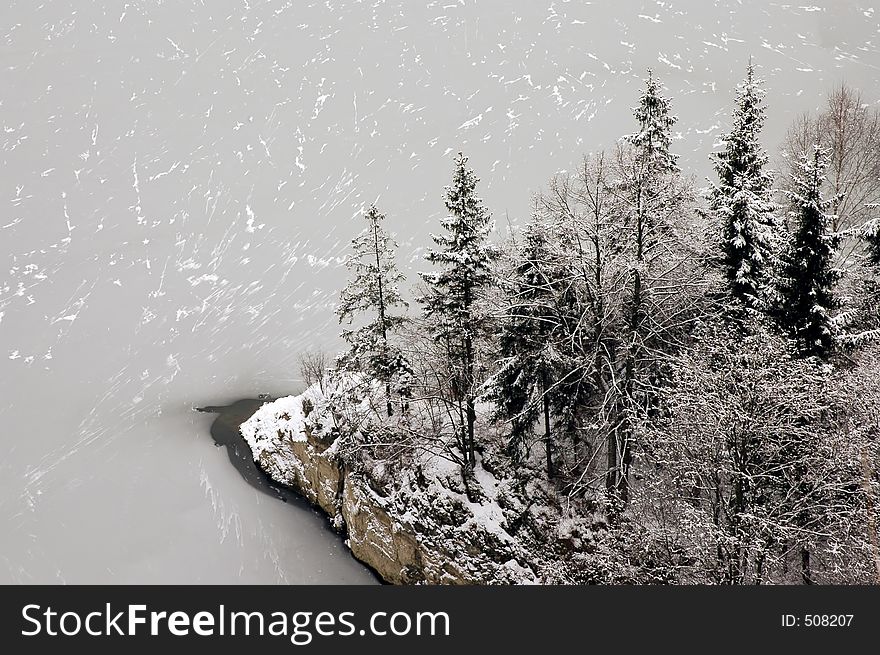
0,0,878,583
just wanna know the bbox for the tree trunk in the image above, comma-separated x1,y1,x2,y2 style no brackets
371,217,393,418
609,167,646,511
606,429,618,500
617,265,642,508
543,377,553,479
465,395,476,469
462,278,476,468
860,447,880,584
801,547,813,585
619,398,632,507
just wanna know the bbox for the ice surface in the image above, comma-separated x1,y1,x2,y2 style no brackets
1,0,877,583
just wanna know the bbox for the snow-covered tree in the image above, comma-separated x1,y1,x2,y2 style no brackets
419,153,497,468
784,84,880,245
711,62,780,308
602,71,694,508
863,216,880,267
534,154,628,481
625,69,679,174
532,145,705,511
638,315,872,584
490,218,565,476
779,147,841,357
337,204,412,415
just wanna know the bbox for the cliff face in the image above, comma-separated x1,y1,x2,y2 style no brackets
257,434,345,519
252,419,472,584
240,384,540,585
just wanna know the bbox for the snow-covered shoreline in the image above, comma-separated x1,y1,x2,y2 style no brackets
239,382,548,584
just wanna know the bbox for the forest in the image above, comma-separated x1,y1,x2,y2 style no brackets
299,64,880,585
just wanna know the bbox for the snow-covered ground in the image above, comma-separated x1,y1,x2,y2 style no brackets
239,379,544,583
1,1,878,582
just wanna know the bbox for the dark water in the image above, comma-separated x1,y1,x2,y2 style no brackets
195,399,383,582
197,398,316,505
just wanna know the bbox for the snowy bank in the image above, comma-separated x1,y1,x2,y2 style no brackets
239,379,547,584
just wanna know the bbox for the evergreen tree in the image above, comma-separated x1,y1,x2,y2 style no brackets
625,68,679,174
711,62,780,307
337,204,411,415
784,84,880,239
420,153,496,468
863,217,880,267
779,147,841,357
605,70,687,508
491,219,563,477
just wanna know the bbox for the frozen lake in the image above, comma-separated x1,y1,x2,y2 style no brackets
1,1,878,583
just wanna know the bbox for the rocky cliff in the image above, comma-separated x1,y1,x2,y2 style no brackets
239,383,541,584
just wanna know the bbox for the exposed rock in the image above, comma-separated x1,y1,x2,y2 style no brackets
259,429,473,583
240,385,544,585
342,475,425,584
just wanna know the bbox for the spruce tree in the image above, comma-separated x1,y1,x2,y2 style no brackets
779,147,841,357
606,70,682,507
337,204,411,415
491,219,562,477
420,153,496,468
711,62,779,307
625,68,679,174
863,217,880,267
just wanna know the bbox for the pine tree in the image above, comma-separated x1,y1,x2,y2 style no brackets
337,204,411,415
779,147,841,357
711,62,779,307
491,219,563,477
419,153,496,468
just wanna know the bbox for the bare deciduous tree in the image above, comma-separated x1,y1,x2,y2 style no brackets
532,148,708,510
639,318,877,584
298,350,329,392
782,83,880,262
